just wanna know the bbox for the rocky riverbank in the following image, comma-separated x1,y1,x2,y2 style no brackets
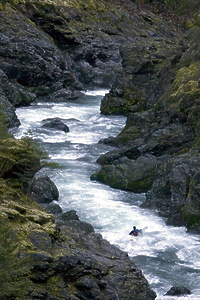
0,0,199,298
91,12,200,232
0,160,156,299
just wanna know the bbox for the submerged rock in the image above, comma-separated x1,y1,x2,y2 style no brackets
41,117,70,133
165,286,191,296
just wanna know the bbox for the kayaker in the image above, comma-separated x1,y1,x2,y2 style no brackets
129,226,141,236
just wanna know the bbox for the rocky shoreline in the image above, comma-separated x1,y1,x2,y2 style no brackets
0,0,199,298
0,170,156,299
91,14,200,232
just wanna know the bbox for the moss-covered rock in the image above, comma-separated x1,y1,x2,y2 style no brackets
0,138,45,190
166,61,200,146
101,76,147,115
181,172,200,232
93,7,200,232
0,175,156,299
91,155,158,193
141,153,200,230
100,31,184,115
0,109,12,140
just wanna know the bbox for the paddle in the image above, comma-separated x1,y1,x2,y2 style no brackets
141,226,148,231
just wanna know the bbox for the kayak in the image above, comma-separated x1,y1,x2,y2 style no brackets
129,226,148,237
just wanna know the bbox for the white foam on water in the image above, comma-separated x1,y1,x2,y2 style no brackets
84,89,110,96
13,90,200,300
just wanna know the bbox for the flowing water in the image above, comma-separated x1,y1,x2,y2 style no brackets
13,90,200,299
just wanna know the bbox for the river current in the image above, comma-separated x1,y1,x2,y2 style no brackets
13,90,200,299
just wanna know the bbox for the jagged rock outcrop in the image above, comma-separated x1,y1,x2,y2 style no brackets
0,138,42,190
0,148,156,299
0,0,187,126
91,154,158,193
28,175,59,204
0,0,127,122
91,4,200,232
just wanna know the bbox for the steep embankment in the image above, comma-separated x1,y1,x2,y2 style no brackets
0,160,155,300
91,2,200,232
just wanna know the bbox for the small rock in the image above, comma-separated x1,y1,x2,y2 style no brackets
165,286,192,296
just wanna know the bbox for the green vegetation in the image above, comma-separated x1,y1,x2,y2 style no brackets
163,0,199,15
0,135,52,191
0,138,40,189
0,110,12,140
136,0,199,26
138,0,199,14
0,218,31,299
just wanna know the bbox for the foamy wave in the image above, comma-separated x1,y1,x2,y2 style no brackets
84,89,109,96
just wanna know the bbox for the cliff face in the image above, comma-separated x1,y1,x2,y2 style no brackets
0,0,187,118
91,5,200,232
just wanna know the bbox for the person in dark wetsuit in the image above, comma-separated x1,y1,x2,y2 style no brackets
129,226,141,236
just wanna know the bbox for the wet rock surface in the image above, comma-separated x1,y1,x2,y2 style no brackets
0,175,156,300
165,286,192,296
41,117,70,133
29,175,59,204
89,4,200,232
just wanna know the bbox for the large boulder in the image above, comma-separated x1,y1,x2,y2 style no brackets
0,70,21,128
100,34,184,115
29,175,59,204
165,286,191,296
0,138,42,191
91,154,158,193
142,153,200,231
0,5,81,106
41,117,70,133
0,95,20,128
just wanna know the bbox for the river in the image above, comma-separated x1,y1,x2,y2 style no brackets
12,90,200,299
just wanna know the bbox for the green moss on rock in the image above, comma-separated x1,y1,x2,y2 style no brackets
0,110,11,140
182,204,200,231
166,62,200,147
91,155,158,193
0,217,31,299
0,137,49,190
